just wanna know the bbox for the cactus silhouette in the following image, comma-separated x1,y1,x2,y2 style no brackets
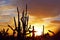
48,30,55,35
21,4,30,40
32,26,36,40
8,17,17,37
8,7,22,40
7,4,36,40
17,6,22,40
8,25,16,37
1,28,9,36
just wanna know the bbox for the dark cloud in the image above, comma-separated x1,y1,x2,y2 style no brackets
25,0,60,17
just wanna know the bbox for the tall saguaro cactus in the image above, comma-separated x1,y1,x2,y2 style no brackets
25,4,29,30
21,10,26,38
17,7,22,40
8,7,22,40
21,4,29,40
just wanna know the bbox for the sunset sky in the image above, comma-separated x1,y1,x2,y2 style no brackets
0,0,60,36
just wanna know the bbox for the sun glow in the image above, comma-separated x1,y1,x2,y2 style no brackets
34,27,43,36
31,24,43,36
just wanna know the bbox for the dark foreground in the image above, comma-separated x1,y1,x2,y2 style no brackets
0,31,60,40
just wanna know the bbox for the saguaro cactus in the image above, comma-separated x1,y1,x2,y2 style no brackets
32,26,36,40
8,17,17,37
17,7,22,40
42,25,44,40
21,4,29,40
21,10,26,40
8,7,22,40
27,26,36,40
8,4,32,40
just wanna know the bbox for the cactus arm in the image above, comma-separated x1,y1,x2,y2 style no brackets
14,17,17,30
48,30,55,35
8,25,14,31
6,28,9,33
